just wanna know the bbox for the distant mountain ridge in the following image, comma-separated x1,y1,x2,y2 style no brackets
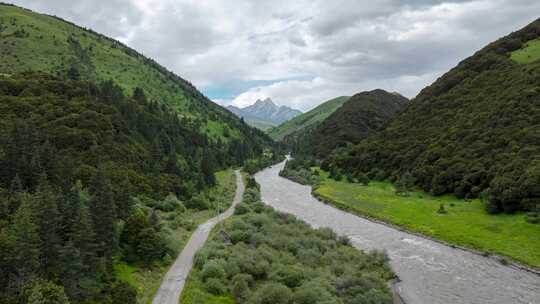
226,98,302,130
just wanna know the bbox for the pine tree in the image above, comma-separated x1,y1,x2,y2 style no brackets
9,194,41,282
35,176,61,277
132,87,147,103
89,167,117,260
58,240,85,300
201,151,216,186
120,209,148,263
115,178,133,220
7,174,24,215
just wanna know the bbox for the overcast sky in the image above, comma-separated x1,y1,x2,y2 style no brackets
8,0,540,111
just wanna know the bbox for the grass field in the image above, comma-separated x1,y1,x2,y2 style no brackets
511,38,540,64
114,170,237,304
314,172,540,268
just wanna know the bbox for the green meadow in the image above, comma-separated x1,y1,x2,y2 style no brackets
314,172,540,269
511,38,540,63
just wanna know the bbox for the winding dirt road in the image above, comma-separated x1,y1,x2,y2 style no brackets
152,170,244,304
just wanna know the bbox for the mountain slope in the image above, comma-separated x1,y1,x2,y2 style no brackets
268,96,349,141
0,3,269,144
293,90,408,157
328,18,540,214
226,98,301,130
0,72,236,303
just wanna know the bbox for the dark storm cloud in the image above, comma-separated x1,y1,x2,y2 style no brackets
7,0,540,110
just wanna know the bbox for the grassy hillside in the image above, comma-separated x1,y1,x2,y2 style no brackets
328,18,540,214
0,3,269,144
268,96,349,141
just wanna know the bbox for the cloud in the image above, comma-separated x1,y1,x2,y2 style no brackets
8,0,540,110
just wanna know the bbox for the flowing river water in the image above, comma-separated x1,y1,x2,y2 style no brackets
255,161,540,304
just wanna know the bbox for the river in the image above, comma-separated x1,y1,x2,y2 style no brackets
255,161,540,304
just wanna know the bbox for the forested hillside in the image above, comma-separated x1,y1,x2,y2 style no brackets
0,3,268,143
0,72,275,304
0,3,278,303
290,90,407,158
269,96,349,141
327,18,540,214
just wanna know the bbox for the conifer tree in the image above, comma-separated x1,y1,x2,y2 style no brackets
89,166,117,260
115,178,133,220
35,176,61,277
9,194,41,283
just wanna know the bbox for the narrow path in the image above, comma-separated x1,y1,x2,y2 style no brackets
255,161,540,304
152,170,244,304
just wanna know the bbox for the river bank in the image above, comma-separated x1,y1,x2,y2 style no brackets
255,160,540,304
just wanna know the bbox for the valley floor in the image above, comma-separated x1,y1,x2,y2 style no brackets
313,171,540,269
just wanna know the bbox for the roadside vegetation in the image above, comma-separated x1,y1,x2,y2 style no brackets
180,175,395,304
281,162,540,269
114,170,237,304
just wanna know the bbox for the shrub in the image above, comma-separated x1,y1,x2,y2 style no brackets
234,203,251,215
293,281,336,304
205,278,227,295
200,260,226,282
231,274,253,300
185,194,210,210
193,250,209,270
437,203,447,214
26,280,70,304
249,282,292,304
269,265,305,288
111,281,137,304
160,193,185,212
357,173,370,186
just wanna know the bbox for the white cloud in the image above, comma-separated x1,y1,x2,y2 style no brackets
9,0,540,110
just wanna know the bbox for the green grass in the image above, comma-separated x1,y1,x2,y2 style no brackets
314,171,540,268
510,38,540,64
114,170,237,304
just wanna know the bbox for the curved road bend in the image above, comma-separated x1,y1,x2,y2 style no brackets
255,161,540,304
152,170,244,304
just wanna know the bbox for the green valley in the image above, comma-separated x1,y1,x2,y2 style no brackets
2,2,540,304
